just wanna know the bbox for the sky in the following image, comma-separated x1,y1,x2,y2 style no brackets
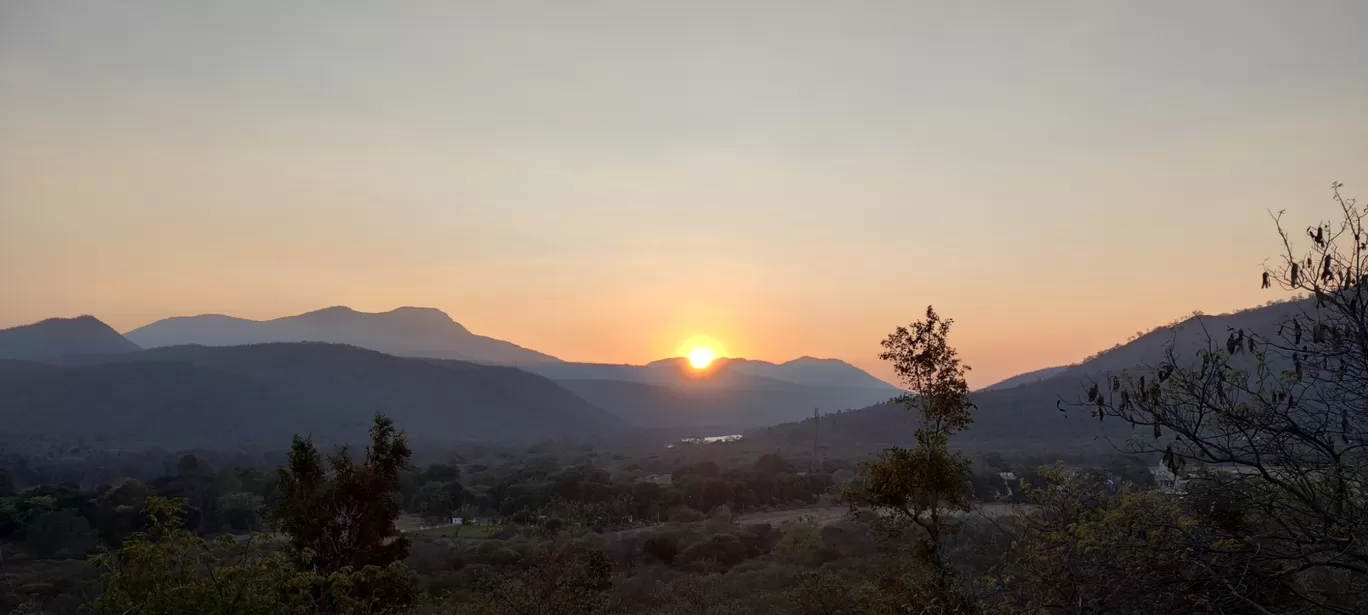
2,1,1366,387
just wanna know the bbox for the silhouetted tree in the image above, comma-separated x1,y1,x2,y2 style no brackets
845,306,976,611
275,413,416,612
1076,183,1368,613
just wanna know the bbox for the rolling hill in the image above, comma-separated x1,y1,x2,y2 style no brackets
124,306,558,364
0,316,140,360
0,342,622,451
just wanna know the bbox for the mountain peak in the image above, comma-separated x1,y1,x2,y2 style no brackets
0,315,140,360
783,356,844,366
124,305,556,364
386,306,459,325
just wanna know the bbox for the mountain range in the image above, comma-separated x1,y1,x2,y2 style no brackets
2,299,1307,453
0,342,622,450
0,307,901,446
522,357,899,428
124,306,558,364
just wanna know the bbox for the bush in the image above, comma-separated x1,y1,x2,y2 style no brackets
677,533,747,572
642,530,681,565
667,506,705,523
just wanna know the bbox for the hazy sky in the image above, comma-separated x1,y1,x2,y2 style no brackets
2,1,1366,387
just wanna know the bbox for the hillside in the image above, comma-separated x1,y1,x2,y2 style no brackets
124,306,558,364
755,299,1315,457
1051,299,1310,380
978,365,1070,391
0,359,331,450
749,377,1128,458
0,316,140,360
2,343,622,450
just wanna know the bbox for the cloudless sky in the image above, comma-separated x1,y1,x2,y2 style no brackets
2,1,1366,387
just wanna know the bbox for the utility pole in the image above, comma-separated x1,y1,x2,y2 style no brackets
812,407,821,473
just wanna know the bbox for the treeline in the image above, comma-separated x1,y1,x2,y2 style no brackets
469,454,836,531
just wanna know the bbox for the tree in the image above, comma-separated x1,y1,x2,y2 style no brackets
995,466,1301,615
0,467,14,498
274,414,417,612
845,305,976,610
753,453,795,475
772,523,826,566
415,480,465,524
217,492,265,533
421,463,461,483
459,540,614,615
87,497,414,615
1077,184,1368,613
23,508,97,558
88,497,311,615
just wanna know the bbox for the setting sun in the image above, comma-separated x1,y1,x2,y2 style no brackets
676,335,727,370
687,347,717,369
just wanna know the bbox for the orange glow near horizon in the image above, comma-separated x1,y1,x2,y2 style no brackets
2,3,1362,390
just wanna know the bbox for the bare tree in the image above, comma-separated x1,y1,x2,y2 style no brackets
1070,183,1367,613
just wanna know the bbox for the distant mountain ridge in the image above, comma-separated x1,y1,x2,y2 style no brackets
524,356,899,391
125,306,557,365
0,316,140,360
520,356,900,429
0,342,621,451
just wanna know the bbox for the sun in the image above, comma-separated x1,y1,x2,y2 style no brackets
687,347,717,369
676,335,727,370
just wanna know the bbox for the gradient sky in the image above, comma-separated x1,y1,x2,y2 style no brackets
2,1,1366,387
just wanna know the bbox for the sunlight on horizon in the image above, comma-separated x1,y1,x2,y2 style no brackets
675,335,728,369
687,347,717,369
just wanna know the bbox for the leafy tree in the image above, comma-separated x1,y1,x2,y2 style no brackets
642,529,681,565
276,414,411,572
0,468,14,498
24,508,97,558
176,454,206,476
995,466,1301,615
753,454,795,475
845,305,976,608
100,479,148,508
274,414,417,613
87,497,313,615
415,481,465,524
86,496,415,615
772,523,826,566
458,540,614,615
217,492,265,533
